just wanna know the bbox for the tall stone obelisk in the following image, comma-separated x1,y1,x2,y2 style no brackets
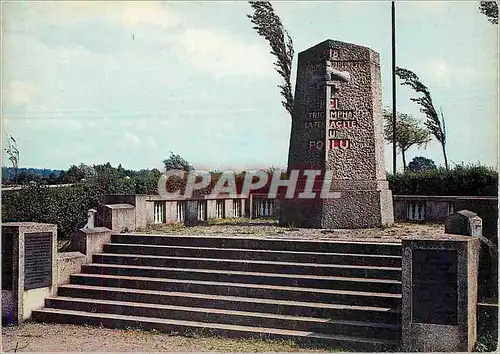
280,39,394,228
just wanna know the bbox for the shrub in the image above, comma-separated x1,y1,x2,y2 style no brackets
388,164,498,196
2,181,104,239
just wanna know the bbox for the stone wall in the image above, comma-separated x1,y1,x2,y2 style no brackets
393,195,498,237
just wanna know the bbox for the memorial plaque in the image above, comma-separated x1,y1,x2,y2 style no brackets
412,249,458,325
2,228,14,290
24,232,52,290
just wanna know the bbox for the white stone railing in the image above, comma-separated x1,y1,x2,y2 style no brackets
252,198,277,218
176,201,186,222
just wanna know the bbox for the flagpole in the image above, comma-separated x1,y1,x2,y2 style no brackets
391,0,397,174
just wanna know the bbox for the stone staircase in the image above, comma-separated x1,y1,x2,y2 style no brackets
32,234,402,351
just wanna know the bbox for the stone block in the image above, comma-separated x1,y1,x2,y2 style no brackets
401,234,480,352
1,222,57,324
102,204,135,232
56,251,86,285
71,227,111,263
445,209,483,237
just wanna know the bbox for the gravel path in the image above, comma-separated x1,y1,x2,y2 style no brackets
2,322,335,352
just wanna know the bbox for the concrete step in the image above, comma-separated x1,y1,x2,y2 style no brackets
31,308,398,351
103,243,402,267
82,263,402,293
57,284,401,324
92,253,402,280
111,234,402,255
43,297,399,339
69,274,402,308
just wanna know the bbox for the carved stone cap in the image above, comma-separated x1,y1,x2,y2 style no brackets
297,39,379,64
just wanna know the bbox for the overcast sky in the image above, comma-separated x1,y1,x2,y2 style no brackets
2,1,498,171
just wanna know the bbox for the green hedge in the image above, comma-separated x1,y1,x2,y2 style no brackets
2,182,104,239
388,164,498,196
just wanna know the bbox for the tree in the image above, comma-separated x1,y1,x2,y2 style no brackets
395,67,449,170
78,163,97,180
383,109,431,170
479,1,498,24
62,165,86,183
408,156,437,172
163,152,193,172
135,169,162,194
247,1,294,117
4,135,19,184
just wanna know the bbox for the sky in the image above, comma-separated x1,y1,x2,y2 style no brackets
2,1,498,172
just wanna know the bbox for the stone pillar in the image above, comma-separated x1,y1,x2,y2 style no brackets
249,194,254,219
280,39,393,229
206,199,217,220
71,227,111,263
445,209,483,237
184,200,200,226
401,235,480,352
225,199,233,219
1,222,57,324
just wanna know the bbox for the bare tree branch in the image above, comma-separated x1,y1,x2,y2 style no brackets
4,134,20,184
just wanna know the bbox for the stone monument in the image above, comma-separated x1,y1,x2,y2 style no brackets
280,39,394,228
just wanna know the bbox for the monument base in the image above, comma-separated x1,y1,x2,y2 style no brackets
279,186,394,229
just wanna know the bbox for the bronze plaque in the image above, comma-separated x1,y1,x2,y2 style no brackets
412,249,458,325
24,232,52,290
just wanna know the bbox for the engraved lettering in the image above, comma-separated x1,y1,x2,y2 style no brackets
330,110,354,119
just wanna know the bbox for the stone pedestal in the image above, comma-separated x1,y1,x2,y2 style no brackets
280,39,393,228
401,235,480,352
71,227,111,263
1,222,57,324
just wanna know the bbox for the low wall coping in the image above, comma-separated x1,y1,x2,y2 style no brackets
78,227,111,234
146,196,248,202
394,195,497,201
104,204,135,209
2,221,57,227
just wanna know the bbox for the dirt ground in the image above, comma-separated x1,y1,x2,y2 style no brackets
1,322,339,352
140,219,445,243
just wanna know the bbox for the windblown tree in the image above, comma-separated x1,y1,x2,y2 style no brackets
383,109,431,170
479,1,498,24
395,67,449,170
4,135,20,184
247,1,294,117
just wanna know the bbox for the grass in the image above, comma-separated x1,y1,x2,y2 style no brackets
142,218,281,236
206,217,253,225
476,332,498,352
119,326,349,352
193,336,347,352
